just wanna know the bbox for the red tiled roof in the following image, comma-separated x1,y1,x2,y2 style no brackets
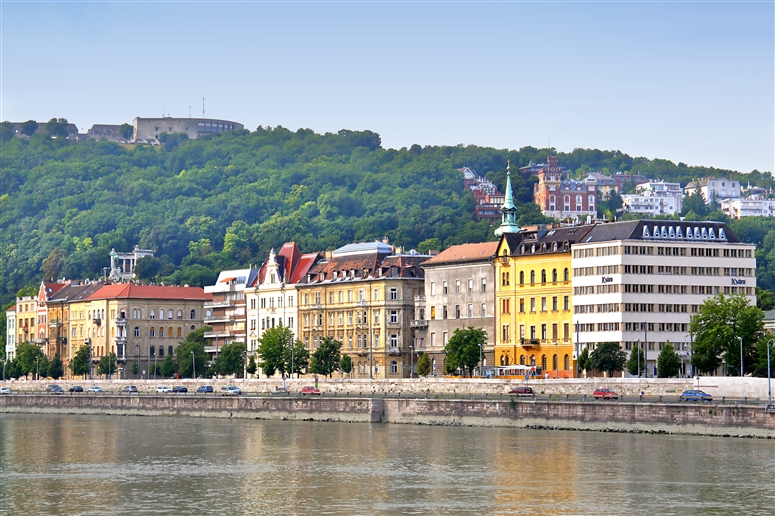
422,242,498,266
86,284,211,301
290,253,323,283
7,305,16,312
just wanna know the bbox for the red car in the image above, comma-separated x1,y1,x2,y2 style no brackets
301,386,321,395
593,388,619,400
508,386,534,397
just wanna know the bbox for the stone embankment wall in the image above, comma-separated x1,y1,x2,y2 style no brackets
3,395,773,438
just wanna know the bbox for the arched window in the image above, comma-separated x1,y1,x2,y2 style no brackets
519,271,524,285
564,268,569,282
541,269,546,283
150,309,155,320
549,194,555,210
159,346,164,357
168,309,173,320
588,195,595,208
564,354,569,370
542,355,547,370
206,310,212,317
150,327,155,337
552,269,557,282
553,354,558,371
564,195,570,210
150,345,155,356
576,195,582,206
168,345,173,356
530,270,535,284
520,355,525,365
134,327,140,337
177,309,183,320
190,309,196,319
500,355,506,366
159,327,164,337
177,327,182,337
168,327,173,338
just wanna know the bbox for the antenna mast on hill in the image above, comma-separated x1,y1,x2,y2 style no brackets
189,105,191,118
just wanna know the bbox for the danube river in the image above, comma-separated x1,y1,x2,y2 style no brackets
0,414,773,515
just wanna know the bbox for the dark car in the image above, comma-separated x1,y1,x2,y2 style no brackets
681,389,713,402
508,386,534,397
172,386,188,393
121,386,138,394
593,388,619,400
47,384,65,395
196,385,213,394
69,385,84,393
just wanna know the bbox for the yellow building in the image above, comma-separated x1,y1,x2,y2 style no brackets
296,242,430,379
495,225,593,377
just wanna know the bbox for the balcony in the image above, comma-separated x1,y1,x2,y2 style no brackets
204,315,238,324
520,338,540,347
309,303,324,310
410,319,428,329
203,331,232,339
115,336,127,345
414,295,426,303
93,318,101,326
115,317,127,326
204,300,236,309
355,300,368,307
387,347,401,355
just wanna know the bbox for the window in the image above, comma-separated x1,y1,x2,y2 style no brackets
552,296,558,311
541,297,547,312
552,269,558,282
150,345,155,356
455,280,460,294
390,288,398,300
168,346,173,356
481,278,486,292
390,310,398,323
190,309,196,319
468,304,473,318
518,298,524,312
552,324,558,340
564,296,570,311
481,304,486,317
150,309,155,320
541,324,547,340
455,305,460,318
391,361,398,374
519,271,524,285
443,306,448,319
443,281,448,294
150,328,156,337
134,327,140,337
431,282,436,296
168,310,173,320
530,270,535,284
530,298,536,312
390,334,398,347
541,270,547,283
159,346,164,357
468,279,473,294
159,327,165,337
177,309,183,320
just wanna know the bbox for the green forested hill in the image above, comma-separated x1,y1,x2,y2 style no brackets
1,125,774,308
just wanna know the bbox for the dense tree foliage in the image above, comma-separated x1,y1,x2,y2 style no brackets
626,346,646,377
214,342,246,377
690,294,763,375
97,352,117,377
47,353,64,379
339,354,352,375
416,352,431,377
257,324,295,377
3,125,770,309
656,343,682,378
309,337,341,378
175,326,209,378
589,342,627,377
444,326,486,377
69,345,91,377
16,342,45,379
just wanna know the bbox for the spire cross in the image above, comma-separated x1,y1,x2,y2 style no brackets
507,158,511,170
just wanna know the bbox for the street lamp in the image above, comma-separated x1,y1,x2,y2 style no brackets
135,344,140,379
410,344,414,379
191,351,196,379
767,336,775,404
36,356,40,380
739,336,744,377
636,339,641,378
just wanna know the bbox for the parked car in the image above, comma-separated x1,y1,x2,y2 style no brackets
47,384,65,395
301,386,321,395
121,386,138,394
681,389,713,402
172,386,188,393
87,386,103,393
508,386,534,397
593,388,619,400
0,387,11,395
196,385,214,394
220,385,242,396
69,385,84,393
156,386,172,393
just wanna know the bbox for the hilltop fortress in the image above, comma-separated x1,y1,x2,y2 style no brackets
6,116,244,144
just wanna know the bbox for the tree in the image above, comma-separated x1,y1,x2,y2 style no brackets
19,120,38,136
47,353,64,379
756,287,775,311
444,327,486,377
131,361,139,376
284,340,309,377
309,337,341,378
657,343,681,378
176,326,210,378
589,342,627,377
755,337,775,378
215,342,246,377
5,358,21,379
416,352,431,377
246,355,257,376
160,354,176,378
69,345,91,377
577,348,591,375
97,353,117,377
16,342,45,379
690,293,763,375
0,121,14,142
119,123,133,140
257,324,295,377
42,247,66,281
46,118,70,139
340,354,352,375
626,346,646,377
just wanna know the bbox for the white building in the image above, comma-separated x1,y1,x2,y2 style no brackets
636,180,683,197
5,305,15,361
108,245,154,281
203,268,259,359
720,196,775,219
621,191,682,216
684,177,741,204
244,243,321,359
571,220,756,377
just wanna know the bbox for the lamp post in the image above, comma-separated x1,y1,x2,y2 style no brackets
636,339,640,378
191,351,196,379
36,356,40,381
767,336,774,404
369,330,373,380
410,344,414,379
135,344,140,379
102,267,109,282
555,341,559,379
739,336,744,377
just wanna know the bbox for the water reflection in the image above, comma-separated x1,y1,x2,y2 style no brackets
1,414,773,515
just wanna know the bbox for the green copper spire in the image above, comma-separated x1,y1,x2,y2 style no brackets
494,160,521,237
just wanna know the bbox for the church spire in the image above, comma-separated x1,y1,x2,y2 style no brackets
494,159,521,237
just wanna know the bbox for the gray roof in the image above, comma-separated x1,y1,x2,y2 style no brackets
333,242,393,257
578,220,741,244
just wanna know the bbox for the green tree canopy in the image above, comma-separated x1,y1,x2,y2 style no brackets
340,354,352,375
97,352,118,377
656,343,681,378
46,118,70,139
416,352,431,377
690,293,763,375
160,354,176,378
285,339,309,377
47,353,64,379
577,347,591,374
444,327,486,377
257,324,294,377
175,326,210,378
119,123,133,140
16,342,45,379
589,342,627,377
309,337,341,378
215,342,246,377
626,346,646,377
69,345,91,377
246,355,257,376
19,120,38,136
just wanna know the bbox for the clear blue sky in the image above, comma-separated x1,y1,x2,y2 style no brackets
2,1,773,173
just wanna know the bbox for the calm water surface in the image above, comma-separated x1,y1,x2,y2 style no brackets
0,413,773,515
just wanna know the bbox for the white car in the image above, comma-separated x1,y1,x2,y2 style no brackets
87,386,103,393
0,387,11,395
220,385,242,396
156,386,173,393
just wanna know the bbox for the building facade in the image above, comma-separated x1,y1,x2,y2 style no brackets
5,305,15,361
133,117,244,142
684,177,741,204
414,242,498,375
571,220,756,377
108,246,155,281
203,269,259,359
621,191,682,216
495,225,593,377
297,242,430,379
720,196,775,219
534,157,598,221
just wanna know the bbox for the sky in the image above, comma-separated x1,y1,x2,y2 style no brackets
1,1,773,173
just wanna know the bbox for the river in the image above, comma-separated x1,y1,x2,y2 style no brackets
0,413,773,514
